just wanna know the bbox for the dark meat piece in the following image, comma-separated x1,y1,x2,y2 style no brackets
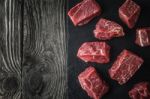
78,66,109,99
68,0,101,26
108,50,144,85
93,18,125,40
119,0,141,28
129,82,150,99
135,27,150,47
77,42,110,63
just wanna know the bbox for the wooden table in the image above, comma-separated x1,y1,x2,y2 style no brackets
0,0,67,99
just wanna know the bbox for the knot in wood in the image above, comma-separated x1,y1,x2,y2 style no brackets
28,72,43,94
2,76,19,92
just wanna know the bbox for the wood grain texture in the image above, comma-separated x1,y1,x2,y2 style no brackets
0,0,67,99
0,0,22,99
22,0,68,99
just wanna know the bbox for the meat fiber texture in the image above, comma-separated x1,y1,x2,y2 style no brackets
119,0,141,28
78,66,109,99
94,18,125,40
77,42,110,63
129,82,150,99
68,0,101,26
109,50,144,85
135,27,150,47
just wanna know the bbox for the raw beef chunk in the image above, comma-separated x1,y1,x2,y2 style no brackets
135,27,150,47
77,42,110,63
78,66,109,99
68,0,101,26
108,50,143,85
129,82,150,99
119,0,141,28
93,18,125,40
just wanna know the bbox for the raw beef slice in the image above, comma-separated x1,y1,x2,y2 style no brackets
77,42,110,63
68,0,101,26
94,18,125,40
135,27,150,47
129,82,150,99
119,0,141,28
109,50,143,85
78,66,109,99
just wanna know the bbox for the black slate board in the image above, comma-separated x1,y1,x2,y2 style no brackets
67,0,150,99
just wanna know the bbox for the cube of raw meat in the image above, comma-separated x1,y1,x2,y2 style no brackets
68,0,101,26
93,18,125,40
77,42,110,63
135,27,150,47
108,50,144,85
78,66,109,99
129,82,150,99
119,0,141,28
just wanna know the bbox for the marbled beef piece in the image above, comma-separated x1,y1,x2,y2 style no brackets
94,18,125,40
129,82,150,99
109,50,143,85
119,0,141,28
78,66,109,99
135,27,150,47
68,0,101,26
77,42,110,63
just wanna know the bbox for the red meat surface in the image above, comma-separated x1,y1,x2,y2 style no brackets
129,82,150,99
135,27,150,47
78,66,109,99
77,42,110,63
68,0,101,26
93,18,125,40
109,50,144,85
119,0,141,28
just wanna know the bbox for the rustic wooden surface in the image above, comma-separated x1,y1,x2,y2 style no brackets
0,0,67,99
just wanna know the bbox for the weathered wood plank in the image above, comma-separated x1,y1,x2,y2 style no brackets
0,0,23,99
22,0,68,99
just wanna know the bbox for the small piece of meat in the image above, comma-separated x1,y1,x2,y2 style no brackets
77,42,110,63
93,18,125,40
129,82,150,99
119,0,141,28
135,27,150,47
108,50,144,85
78,66,109,99
68,0,101,26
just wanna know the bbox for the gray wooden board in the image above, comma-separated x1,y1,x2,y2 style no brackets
0,0,67,99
